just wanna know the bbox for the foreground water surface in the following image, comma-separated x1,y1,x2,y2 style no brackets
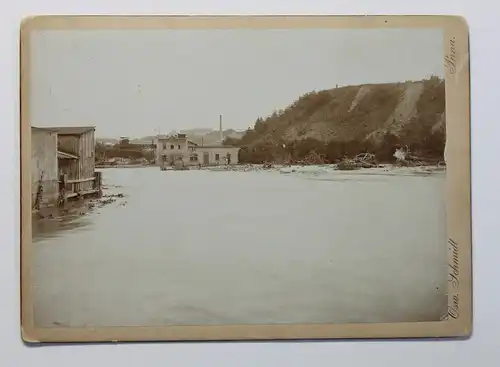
32,166,448,327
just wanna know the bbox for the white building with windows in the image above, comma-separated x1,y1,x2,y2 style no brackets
155,133,240,167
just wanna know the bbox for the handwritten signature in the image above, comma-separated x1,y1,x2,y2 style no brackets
448,238,459,287
447,238,460,319
445,37,457,74
448,294,460,319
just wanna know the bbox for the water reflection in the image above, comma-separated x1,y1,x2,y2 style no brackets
32,204,94,243
32,166,130,242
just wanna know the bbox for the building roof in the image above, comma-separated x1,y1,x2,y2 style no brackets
32,126,57,132
43,126,95,135
57,150,79,159
157,134,187,141
157,136,199,146
198,145,239,149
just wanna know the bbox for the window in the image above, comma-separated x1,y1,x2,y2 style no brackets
178,145,181,149
163,143,167,150
215,153,220,161
190,154,198,162
170,145,174,149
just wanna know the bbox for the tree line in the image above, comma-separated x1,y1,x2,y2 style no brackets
224,126,445,165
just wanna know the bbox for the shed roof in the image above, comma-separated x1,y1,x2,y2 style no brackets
32,126,57,133
57,150,79,159
43,126,95,135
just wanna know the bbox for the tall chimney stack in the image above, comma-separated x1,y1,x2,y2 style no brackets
219,114,223,143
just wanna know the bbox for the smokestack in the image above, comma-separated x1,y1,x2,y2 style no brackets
219,114,223,143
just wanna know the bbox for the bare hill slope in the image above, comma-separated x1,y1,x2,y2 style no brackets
228,76,445,163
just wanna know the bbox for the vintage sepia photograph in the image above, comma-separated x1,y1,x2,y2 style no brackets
20,16,471,342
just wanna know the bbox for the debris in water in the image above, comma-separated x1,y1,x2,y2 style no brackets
336,153,378,170
104,193,124,198
36,213,54,220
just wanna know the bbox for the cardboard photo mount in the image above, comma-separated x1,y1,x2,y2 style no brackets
20,15,471,343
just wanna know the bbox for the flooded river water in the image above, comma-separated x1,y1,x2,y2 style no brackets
32,166,448,327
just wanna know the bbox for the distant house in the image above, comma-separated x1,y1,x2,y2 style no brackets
195,144,241,165
155,133,240,166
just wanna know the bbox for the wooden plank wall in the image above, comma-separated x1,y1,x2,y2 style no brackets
31,128,59,207
78,130,96,191
57,130,96,192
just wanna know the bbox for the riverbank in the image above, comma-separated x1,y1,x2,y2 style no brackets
200,163,445,176
97,162,446,176
96,164,152,169
32,185,127,241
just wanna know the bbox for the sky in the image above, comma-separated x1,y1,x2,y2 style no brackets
29,28,444,138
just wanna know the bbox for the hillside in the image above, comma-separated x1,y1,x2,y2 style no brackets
225,76,445,164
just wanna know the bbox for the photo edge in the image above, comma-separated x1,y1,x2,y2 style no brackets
20,14,472,343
